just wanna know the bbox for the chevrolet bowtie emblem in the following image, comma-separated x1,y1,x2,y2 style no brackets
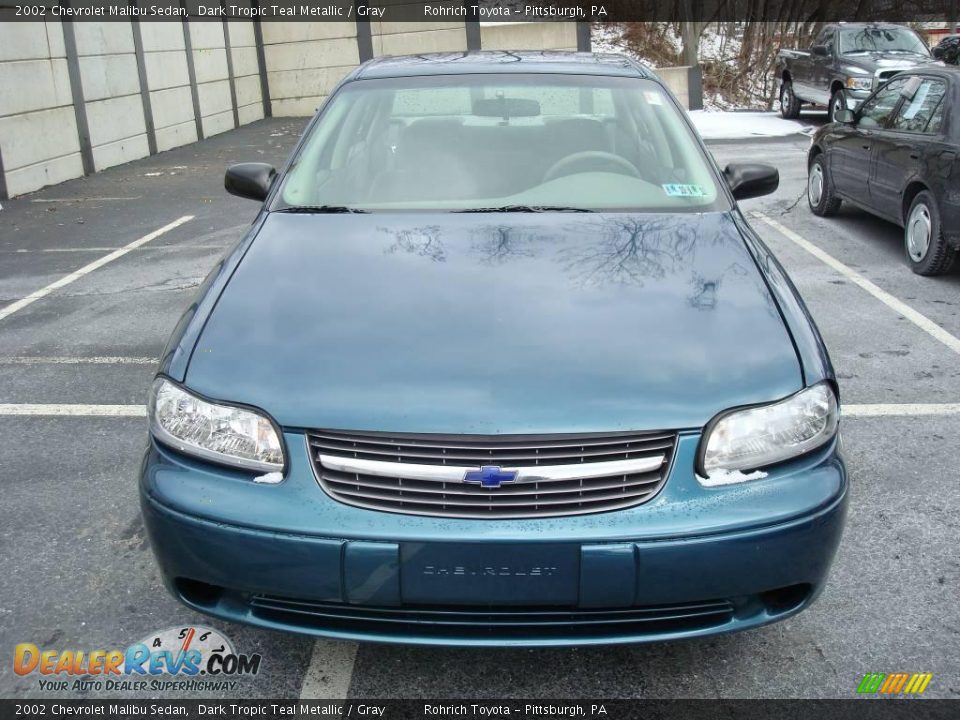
462,466,519,488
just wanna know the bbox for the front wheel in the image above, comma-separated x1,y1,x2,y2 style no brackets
905,191,956,276
780,81,801,119
828,89,847,123
808,155,841,216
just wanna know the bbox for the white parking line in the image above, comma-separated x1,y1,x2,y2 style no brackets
0,215,194,323
751,211,960,356
0,404,146,416
0,356,156,365
0,403,959,419
844,403,960,417
299,640,358,699
13,248,116,253
30,197,141,203
4,245,228,254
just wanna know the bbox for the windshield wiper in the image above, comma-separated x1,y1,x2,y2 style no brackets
455,205,594,213
274,205,368,214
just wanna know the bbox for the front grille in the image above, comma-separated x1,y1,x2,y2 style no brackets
250,595,734,640
307,429,676,519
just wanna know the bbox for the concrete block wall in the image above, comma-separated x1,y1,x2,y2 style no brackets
0,19,592,197
0,17,265,198
228,21,266,126
189,21,234,138
74,21,150,172
140,22,198,152
0,21,83,196
479,21,577,51
261,22,358,117
372,20,468,57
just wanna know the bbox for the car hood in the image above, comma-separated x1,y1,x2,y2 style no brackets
185,211,802,434
841,51,934,72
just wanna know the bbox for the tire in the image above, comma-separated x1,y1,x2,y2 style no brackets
807,154,842,216
904,191,957,276
780,81,801,119
828,89,846,123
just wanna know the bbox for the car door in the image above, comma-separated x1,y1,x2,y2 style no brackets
869,77,947,222
830,78,906,206
811,26,837,105
796,27,833,104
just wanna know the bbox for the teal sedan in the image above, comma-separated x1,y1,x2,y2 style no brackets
140,51,846,646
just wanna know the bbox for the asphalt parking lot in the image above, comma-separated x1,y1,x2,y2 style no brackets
1,116,958,700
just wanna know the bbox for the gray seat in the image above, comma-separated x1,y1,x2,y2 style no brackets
370,118,479,203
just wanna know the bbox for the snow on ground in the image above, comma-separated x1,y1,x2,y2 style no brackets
689,110,817,140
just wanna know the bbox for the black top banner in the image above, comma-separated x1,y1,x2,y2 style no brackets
0,0,954,22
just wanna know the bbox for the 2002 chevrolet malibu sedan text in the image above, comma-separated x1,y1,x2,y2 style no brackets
140,51,847,646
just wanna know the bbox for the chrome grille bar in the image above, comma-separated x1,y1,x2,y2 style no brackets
323,472,662,497
319,454,664,483
307,429,676,519
331,485,659,508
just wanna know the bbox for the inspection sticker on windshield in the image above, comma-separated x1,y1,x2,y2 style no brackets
663,183,706,197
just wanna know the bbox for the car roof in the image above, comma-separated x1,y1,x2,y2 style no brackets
830,22,918,30
352,51,652,80
900,65,960,80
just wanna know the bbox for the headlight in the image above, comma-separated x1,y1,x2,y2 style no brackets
846,76,873,92
699,383,839,481
149,378,284,472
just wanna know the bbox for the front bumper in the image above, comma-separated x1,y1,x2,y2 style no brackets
140,432,848,646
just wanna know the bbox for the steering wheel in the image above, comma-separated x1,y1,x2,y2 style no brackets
543,151,641,183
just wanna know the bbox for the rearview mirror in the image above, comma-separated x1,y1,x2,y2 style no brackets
225,163,276,201
900,76,922,99
724,163,779,201
834,108,855,123
812,44,829,56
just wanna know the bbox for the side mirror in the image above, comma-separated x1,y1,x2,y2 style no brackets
225,163,276,201
724,163,779,201
933,46,944,59
812,44,829,57
834,108,855,124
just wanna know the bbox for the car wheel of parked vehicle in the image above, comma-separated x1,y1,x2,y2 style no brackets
808,155,841,216
828,90,846,123
780,81,801,119
905,191,957,276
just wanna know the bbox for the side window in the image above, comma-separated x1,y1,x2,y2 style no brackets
858,79,906,128
818,28,835,52
813,27,834,50
892,79,946,133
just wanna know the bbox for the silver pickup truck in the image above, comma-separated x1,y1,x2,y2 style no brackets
777,23,935,121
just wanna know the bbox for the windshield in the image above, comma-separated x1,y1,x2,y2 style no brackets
840,27,929,55
276,74,725,213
